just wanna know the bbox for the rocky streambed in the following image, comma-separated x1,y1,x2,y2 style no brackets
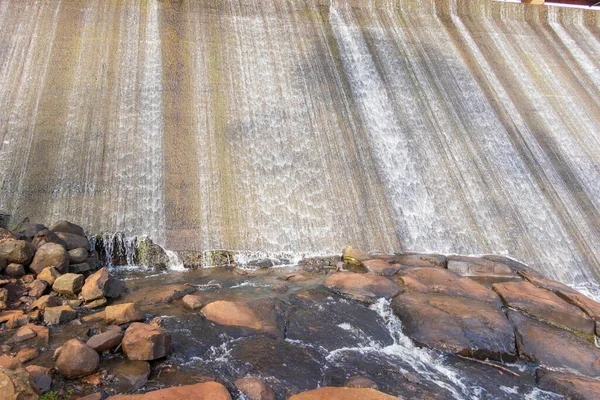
2,222,600,399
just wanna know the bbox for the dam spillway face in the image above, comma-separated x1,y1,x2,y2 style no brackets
1,0,600,284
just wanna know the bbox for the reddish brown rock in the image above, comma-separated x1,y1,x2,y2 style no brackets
36,267,60,286
27,279,48,298
84,297,107,309
25,365,52,393
30,295,59,311
536,368,600,400
201,299,281,335
362,259,399,276
87,330,123,353
324,272,401,304
0,240,34,265
289,387,397,400
508,310,600,377
105,303,145,325
52,273,84,296
447,256,516,278
122,322,171,361
13,324,49,347
44,305,76,325
392,292,516,361
0,365,40,399
106,381,231,399
234,377,275,400
16,348,38,363
29,243,69,275
494,281,594,336
398,267,502,305
182,294,203,310
82,268,109,302
55,339,99,378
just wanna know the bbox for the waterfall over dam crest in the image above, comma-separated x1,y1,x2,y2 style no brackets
1,0,600,284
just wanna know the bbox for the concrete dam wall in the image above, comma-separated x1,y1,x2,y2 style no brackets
1,0,600,284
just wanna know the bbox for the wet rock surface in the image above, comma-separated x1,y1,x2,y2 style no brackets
323,272,401,304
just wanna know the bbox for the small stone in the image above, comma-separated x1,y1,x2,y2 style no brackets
69,248,89,264
0,287,7,303
21,275,34,284
87,330,123,353
182,294,203,310
9,326,36,343
324,272,402,304
273,284,289,293
5,263,25,278
0,301,6,311
44,305,76,325
29,242,69,275
84,297,107,309
122,322,171,361
105,303,145,325
235,377,276,400
290,387,397,400
28,280,48,298
10,324,49,346
82,268,109,302
36,267,60,286
6,313,29,329
346,376,379,389
55,339,99,378
105,277,126,298
30,295,59,311
111,360,151,393
52,273,84,296
16,348,39,363
0,310,24,323
362,259,399,276
66,299,83,307
27,310,41,322
82,311,105,323
536,368,600,400
26,365,52,393
0,355,22,369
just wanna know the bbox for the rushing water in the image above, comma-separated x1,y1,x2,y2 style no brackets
1,0,599,284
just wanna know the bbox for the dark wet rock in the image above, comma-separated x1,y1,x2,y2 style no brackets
398,267,502,305
82,310,105,323
134,237,168,269
0,364,40,399
105,303,145,325
16,348,38,363
362,259,399,276
392,252,447,268
31,229,66,250
56,232,90,251
29,242,69,275
22,224,47,240
105,276,126,298
518,270,577,293
494,281,594,335
235,377,276,400
342,246,370,265
9,324,49,346
0,355,22,369
201,299,284,337
52,273,84,296
25,365,51,393
27,279,48,298
0,228,19,242
82,267,109,302
68,247,88,264
55,339,99,378
44,305,76,325
50,220,86,237
0,287,7,303
69,262,91,274
5,263,25,278
110,360,150,393
536,368,600,400
36,266,60,286
323,272,401,304
146,284,195,304
508,310,600,377
182,294,203,310
21,274,34,284
287,288,393,351
87,330,123,353
106,382,232,399
0,240,34,265
84,297,107,309
391,292,516,361
122,322,171,361
30,294,58,311
346,376,379,389
231,336,324,398
447,255,517,278
553,289,600,335
289,387,397,400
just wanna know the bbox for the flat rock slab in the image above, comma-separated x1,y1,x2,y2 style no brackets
387,253,446,269
391,292,516,361
537,368,600,400
289,387,398,400
494,281,594,336
398,267,502,306
554,290,600,335
126,284,196,304
361,260,399,276
447,256,517,278
323,272,401,304
508,310,600,377
106,382,231,400
201,298,284,337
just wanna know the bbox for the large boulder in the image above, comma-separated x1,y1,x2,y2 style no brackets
201,299,282,335
134,237,168,269
68,248,88,264
447,255,516,278
494,281,594,336
323,272,401,304
398,267,502,305
391,292,516,361
234,377,275,400
29,243,69,275
105,303,145,325
31,229,66,250
122,322,171,361
55,339,99,378
182,294,203,310
22,224,47,240
55,232,89,251
508,310,600,377
43,305,76,325
106,382,231,399
0,240,34,265
52,273,84,296
82,268,109,302
50,220,86,237
87,330,123,353
0,365,40,400
289,387,397,400
536,368,600,400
